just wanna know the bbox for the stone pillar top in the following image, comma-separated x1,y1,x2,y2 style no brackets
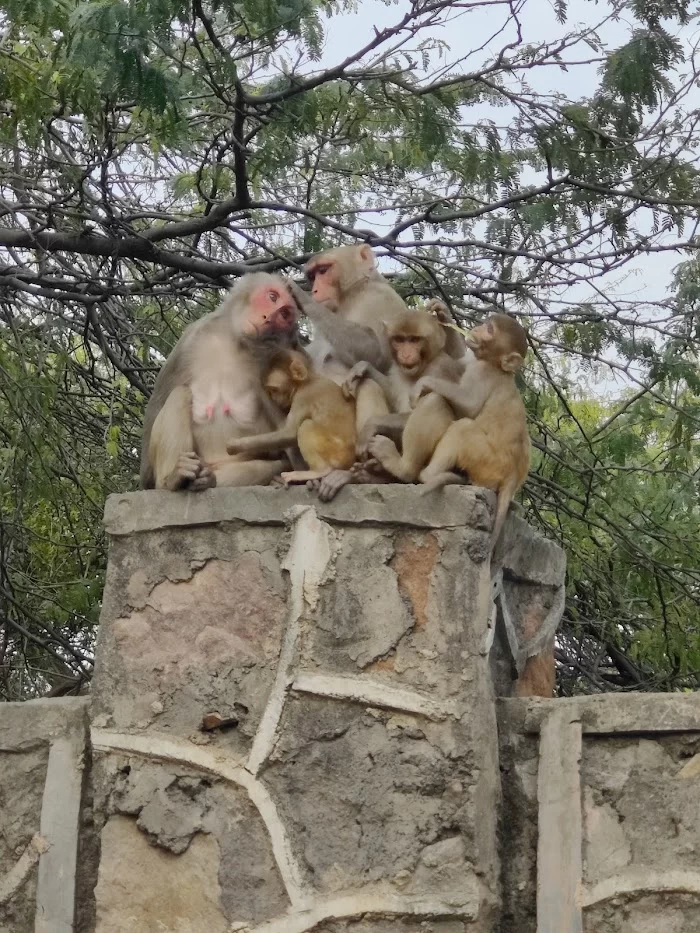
103,485,496,536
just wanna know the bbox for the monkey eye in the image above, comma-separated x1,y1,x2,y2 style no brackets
268,290,279,303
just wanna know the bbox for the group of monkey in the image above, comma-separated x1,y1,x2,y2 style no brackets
140,244,530,550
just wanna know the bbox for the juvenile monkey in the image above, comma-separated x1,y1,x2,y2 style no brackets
140,272,299,491
309,309,463,502
344,308,464,450
225,349,356,486
370,313,530,548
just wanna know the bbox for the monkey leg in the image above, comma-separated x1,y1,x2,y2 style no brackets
356,413,407,459
419,472,469,495
308,460,396,502
212,458,288,487
297,420,355,473
369,393,455,482
419,419,497,489
149,386,211,490
354,378,390,435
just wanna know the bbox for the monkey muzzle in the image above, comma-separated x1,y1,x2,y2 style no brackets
264,304,298,333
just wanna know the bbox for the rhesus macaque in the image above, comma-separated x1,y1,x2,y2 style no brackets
293,250,466,501
225,348,356,485
369,313,530,548
344,308,464,451
140,273,299,491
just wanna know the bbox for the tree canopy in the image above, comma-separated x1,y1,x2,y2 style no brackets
2,0,700,698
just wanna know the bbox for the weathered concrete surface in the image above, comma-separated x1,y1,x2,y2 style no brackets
94,815,229,933
92,487,501,932
0,487,572,932
491,515,566,698
499,695,700,933
497,700,539,933
103,485,495,536
520,691,700,733
0,697,88,933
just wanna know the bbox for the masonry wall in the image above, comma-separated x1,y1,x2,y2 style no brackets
8,487,697,933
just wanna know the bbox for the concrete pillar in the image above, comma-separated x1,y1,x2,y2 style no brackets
90,487,502,932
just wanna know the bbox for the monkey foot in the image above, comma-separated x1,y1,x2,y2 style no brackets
366,436,412,481
419,470,468,495
308,469,352,502
190,463,217,491
280,469,329,487
165,452,206,490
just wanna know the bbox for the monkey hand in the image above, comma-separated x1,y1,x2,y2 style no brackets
411,377,438,406
342,361,371,400
288,280,323,319
425,299,452,323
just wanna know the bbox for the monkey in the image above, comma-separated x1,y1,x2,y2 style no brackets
291,253,467,500
225,348,356,485
343,308,465,451
307,309,464,502
369,313,530,549
140,272,300,491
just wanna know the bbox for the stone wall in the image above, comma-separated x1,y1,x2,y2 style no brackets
11,486,699,933
499,693,700,933
91,486,504,931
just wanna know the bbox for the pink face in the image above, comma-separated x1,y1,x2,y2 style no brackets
306,261,340,310
243,282,298,336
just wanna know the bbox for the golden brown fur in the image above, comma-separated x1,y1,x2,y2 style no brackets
226,349,356,485
369,313,531,549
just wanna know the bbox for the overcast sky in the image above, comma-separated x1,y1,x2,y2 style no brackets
294,0,700,310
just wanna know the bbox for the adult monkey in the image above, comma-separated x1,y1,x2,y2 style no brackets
292,243,464,496
140,272,299,491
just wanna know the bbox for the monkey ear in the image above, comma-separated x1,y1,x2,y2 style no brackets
289,358,309,382
501,352,524,373
435,325,447,351
358,244,376,268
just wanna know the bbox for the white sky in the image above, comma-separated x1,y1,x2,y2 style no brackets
303,0,700,309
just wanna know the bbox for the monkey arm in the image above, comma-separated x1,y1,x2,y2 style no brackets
227,425,299,456
443,326,467,361
290,284,389,370
343,361,391,400
413,377,484,419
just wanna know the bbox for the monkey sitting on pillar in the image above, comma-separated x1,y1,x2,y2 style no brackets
140,273,300,491
369,313,531,549
344,308,464,449
306,306,465,502
226,349,356,486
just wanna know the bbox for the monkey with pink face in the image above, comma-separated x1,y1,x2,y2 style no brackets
140,272,300,491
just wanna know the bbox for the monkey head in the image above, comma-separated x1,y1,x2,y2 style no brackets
467,314,527,373
386,311,446,377
304,244,377,310
229,273,298,338
263,349,312,411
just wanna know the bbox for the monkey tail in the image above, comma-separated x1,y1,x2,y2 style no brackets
490,478,519,552
419,472,468,496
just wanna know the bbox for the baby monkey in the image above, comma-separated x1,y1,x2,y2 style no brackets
226,349,356,485
370,313,530,549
